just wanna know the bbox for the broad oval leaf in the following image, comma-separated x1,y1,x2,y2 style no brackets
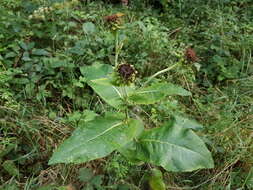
173,115,203,130
88,78,134,109
121,121,214,172
80,63,113,81
49,114,143,165
80,63,134,109
128,82,191,105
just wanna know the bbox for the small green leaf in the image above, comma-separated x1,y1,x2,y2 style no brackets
11,78,30,84
0,144,15,158
148,169,166,190
83,22,96,34
0,183,19,190
245,167,253,188
19,41,28,50
78,168,93,182
5,52,17,59
27,42,35,50
128,82,191,105
49,115,143,164
67,110,98,124
19,42,34,50
2,160,20,177
83,183,94,190
91,175,103,187
22,51,32,61
32,49,50,56
47,59,68,68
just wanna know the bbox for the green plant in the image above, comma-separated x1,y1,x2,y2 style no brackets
78,168,105,190
1,0,252,189
49,22,214,172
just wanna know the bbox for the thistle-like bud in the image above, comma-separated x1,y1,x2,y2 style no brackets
112,63,137,86
104,13,125,31
185,48,199,63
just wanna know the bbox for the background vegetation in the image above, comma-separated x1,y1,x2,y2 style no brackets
0,0,252,189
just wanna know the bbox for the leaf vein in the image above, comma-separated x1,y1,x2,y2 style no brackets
140,138,205,158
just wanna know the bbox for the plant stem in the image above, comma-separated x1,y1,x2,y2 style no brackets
114,30,124,67
122,86,129,119
143,62,180,86
115,30,119,67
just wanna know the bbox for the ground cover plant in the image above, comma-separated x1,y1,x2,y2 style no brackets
0,0,252,189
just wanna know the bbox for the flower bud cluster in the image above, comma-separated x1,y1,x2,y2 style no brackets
28,0,79,20
53,0,79,9
112,63,137,86
104,13,125,31
28,6,53,20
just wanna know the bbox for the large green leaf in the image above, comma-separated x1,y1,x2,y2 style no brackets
173,115,203,130
87,78,133,109
80,63,134,109
121,121,214,172
128,82,191,105
49,114,143,165
80,63,113,81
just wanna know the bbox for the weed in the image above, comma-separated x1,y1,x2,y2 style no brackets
0,0,252,189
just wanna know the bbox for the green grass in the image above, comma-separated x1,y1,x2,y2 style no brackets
0,0,252,189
